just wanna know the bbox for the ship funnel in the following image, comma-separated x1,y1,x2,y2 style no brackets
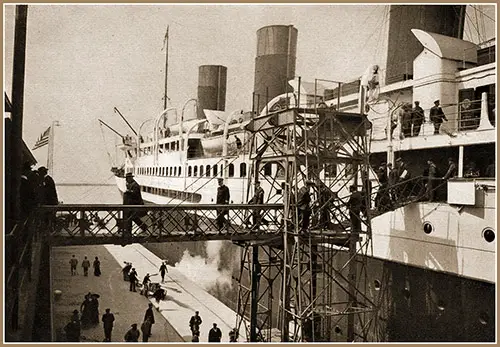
253,25,298,114
197,65,227,119
385,5,465,85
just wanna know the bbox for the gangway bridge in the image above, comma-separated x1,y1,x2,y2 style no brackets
31,204,352,247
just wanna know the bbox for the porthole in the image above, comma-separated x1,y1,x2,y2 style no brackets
374,280,381,291
423,222,433,234
479,312,489,325
334,326,342,334
436,300,445,311
482,228,495,243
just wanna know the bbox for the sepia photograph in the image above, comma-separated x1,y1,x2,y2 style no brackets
4,3,496,343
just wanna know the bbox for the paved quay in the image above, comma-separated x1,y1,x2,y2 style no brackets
50,245,184,342
51,243,247,343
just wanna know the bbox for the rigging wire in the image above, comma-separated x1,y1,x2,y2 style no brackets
469,5,495,22
99,120,116,167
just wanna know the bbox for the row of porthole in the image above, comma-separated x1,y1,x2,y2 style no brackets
422,222,495,243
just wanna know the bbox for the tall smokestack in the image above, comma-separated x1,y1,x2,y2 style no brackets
197,65,227,119
253,25,298,114
385,5,466,85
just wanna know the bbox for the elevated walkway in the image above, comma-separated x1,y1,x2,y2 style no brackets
34,204,352,248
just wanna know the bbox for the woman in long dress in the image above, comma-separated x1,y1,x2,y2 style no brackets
93,256,101,276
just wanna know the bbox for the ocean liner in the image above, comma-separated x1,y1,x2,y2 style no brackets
111,5,496,341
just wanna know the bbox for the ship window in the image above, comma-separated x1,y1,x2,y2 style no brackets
199,165,204,177
482,228,495,242
228,164,234,177
188,166,192,177
436,300,445,311
213,165,218,177
334,326,342,334
374,280,381,290
176,141,179,151
173,167,176,176
206,165,211,177
240,163,247,177
194,166,198,176
220,164,224,177
166,143,170,151
423,222,433,234
178,166,182,176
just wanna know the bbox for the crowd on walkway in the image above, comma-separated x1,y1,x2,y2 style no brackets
20,163,59,221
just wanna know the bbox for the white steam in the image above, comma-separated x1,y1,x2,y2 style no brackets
174,241,234,291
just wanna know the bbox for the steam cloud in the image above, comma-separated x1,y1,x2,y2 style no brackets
174,240,235,292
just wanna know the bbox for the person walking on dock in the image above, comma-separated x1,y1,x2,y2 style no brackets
430,100,448,135
144,303,155,336
189,311,202,337
93,256,102,276
123,172,148,236
159,262,168,283
82,256,91,276
124,323,140,342
102,308,115,342
208,323,222,342
141,317,152,342
129,268,138,292
297,180,314,232
122,262,132,281
215,178,230,231
69,255,78,276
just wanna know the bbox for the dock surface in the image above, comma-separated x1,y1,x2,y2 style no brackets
51,243,245,342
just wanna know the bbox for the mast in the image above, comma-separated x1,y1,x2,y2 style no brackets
163,26,169,111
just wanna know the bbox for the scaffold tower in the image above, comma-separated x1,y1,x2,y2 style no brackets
235,78,379,342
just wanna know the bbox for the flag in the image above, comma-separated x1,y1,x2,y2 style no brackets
32,126,50,150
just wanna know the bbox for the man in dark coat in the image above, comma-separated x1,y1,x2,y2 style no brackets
347,185,362,233
129,267,138,292
297,180,314,232
443,158,457,180
248,181,265,229
208,323,222,342
141,318,152,342
38,166,58,205
64,316,81,342
411,101,425,136
124,323,140,342
123,172,147,236
102,308,115,342
159,262,168,283
144,303,155,336
215,178,230,231
189,311,203,337
400,103,412,138
429,100,448,134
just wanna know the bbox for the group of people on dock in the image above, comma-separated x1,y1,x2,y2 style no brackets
189,311,238,343
69,255,101,277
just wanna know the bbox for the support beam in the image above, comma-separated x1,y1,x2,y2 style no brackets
250,246,260,341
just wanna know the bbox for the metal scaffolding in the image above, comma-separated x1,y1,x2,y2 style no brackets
235,79,379,342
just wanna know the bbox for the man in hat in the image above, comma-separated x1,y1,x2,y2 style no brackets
429,100,448,135
38,166,59,205
129,267,138,292
297,180,315,232
247,181,265,230
20,162,38,219
347,185,362,232
411,101,424,137
215,178,230,231
102,308,115,342
208,323,222,342
122,172,147,236
189,311,203,337
144,303,155,336
399,103,412,138
124,323,140,342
